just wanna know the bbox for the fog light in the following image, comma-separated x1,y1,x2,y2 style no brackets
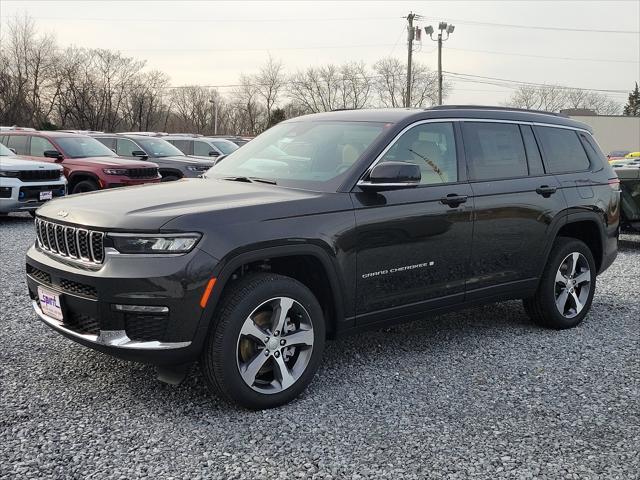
113,304,169,314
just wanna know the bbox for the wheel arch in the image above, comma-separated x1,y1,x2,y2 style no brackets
159,168,184,180
545,211,606,273
205,244,347,338
67,172,101,190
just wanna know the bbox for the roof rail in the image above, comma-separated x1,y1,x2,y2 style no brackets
427,105,568,118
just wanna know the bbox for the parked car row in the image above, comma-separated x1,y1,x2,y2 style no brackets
0,129,251,215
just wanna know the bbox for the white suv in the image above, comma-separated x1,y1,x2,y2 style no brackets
0,143,66,216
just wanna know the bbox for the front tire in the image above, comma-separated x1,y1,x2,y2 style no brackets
71,179,99,194
523,237,596,329
200,273,325,409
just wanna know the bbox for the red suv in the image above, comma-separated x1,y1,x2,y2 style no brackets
0,132,161,194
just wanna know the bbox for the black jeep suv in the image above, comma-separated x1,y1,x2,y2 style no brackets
26,106,620,409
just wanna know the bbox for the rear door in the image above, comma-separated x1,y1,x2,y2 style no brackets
462,121,566,300
352,121,474,324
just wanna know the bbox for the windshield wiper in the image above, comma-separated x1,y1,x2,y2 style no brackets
222,176,277,185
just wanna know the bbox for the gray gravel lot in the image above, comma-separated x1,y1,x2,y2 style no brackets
1,212,639,479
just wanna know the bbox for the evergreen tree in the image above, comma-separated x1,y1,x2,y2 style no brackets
623,82,640,116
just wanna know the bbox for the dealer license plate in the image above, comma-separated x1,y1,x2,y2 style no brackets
39,191,53,201
37,286,63,321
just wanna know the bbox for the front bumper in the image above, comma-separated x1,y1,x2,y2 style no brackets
26,243,218,365
0,180,66,213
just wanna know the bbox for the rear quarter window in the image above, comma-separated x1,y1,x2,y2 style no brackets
535,126,591,173
7,135,29,155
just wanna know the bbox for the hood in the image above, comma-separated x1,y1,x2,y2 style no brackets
65,156,157,168
35,178,329,231
0,156,63,170
152,155,216,167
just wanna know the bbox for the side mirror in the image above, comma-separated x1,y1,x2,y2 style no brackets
9,147,17,154
358,161,421,190
209,150,220,157
132,150,149,160
44,150,64,161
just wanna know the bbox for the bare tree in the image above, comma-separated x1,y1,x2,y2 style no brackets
507,84,620,114
373,57,440,108
123,70,170,131
256,56,285,128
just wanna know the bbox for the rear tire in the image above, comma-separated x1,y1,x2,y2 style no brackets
523,237,596,329
71,179,99,194
200,273,325,409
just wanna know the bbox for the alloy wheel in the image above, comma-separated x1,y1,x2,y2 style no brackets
554,252,591,319
236,297,314,394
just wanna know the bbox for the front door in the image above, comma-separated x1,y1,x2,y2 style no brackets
352,121,474,325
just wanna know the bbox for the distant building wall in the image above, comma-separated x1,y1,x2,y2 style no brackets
568,115,640,154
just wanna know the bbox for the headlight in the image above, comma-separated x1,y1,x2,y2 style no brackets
103,168,128,175
0,170,20,177
109,233,201,254
186,165,210,172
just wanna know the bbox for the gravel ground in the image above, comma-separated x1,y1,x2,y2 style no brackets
1,212,639,479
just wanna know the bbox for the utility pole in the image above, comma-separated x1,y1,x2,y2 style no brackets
209,98,218,135
405,12,415,108
425,22,455,105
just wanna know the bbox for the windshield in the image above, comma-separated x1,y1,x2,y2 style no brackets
211,140,238,155
206,121,385,190
56,136,117,158
0,143,16,156
135,138,185,157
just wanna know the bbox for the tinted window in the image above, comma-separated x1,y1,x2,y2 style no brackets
579,133,607,168
520,125,545,176
463,122,527,180
117,138,141,156
535,127,590,173
55,137,117,158
30,136,56,157
135,138,184,157
379,122,457,184
7,135,29,155
194,141,212,156
211,140,238,155
168,139,191,155
96,137,116,150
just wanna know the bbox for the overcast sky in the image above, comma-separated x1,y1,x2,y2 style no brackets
1,0,639,106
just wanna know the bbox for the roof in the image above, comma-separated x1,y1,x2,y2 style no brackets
3,130,89,138
287,105,592,132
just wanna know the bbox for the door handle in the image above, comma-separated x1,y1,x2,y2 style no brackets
440,194,468,207
536,185,557,197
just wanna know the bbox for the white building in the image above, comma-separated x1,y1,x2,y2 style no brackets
564,111,640,154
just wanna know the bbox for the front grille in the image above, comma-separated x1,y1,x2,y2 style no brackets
125,314,167,341
35,218,104,265
126,167,158,179
65,312,100,335
60,279,97,299
26,265,52,284
19,169,61,182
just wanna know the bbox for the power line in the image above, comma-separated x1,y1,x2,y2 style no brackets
420,16,640,34
444,71,630,93
114,43,400,53
444,46,639,64
16,15,395,24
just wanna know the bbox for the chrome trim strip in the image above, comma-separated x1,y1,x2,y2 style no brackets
32,300,191,350
359,117,592,182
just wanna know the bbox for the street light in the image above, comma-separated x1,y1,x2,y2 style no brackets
208,98,218,135
425,21,456,105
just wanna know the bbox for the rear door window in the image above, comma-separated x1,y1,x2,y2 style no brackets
194,141,213,156
535,126,591,173
168,139,192,155
7,135,29,155
30,136,56,157
462,122,528,180
96,137,116,151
